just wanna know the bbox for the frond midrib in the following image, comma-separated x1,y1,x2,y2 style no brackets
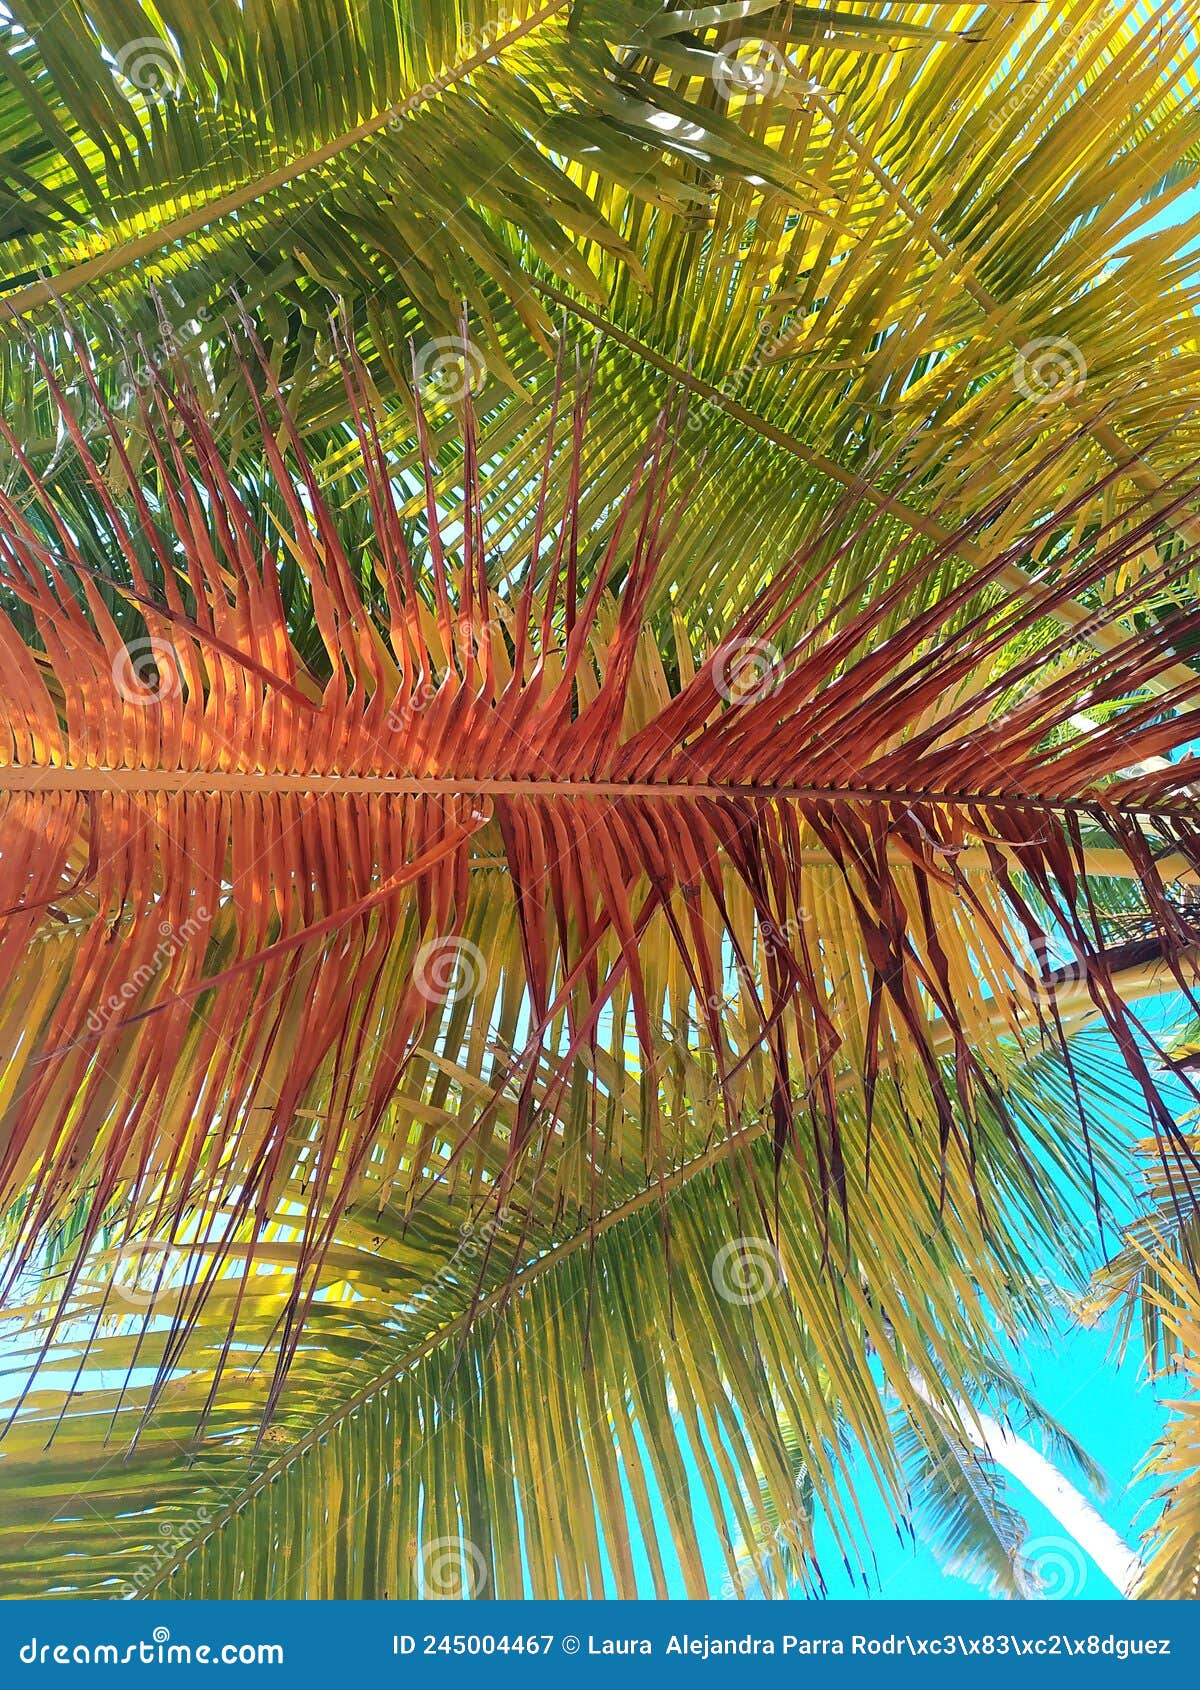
3,762,1197,819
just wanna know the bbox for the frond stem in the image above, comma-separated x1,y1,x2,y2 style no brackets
0,762,1193,821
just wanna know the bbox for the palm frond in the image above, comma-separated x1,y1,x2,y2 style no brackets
4,4,1200,1600
0,1054,1124,1599
893,1410,1032,1598
1089,1240,1200,1599
4,328,1200,1399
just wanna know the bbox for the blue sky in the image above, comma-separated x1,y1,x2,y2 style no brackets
684,997,1193,1603
808,1023,1185,1603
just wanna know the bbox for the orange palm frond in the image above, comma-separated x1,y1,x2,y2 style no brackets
3,326,1200,1404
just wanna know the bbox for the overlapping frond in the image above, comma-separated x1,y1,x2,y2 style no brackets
324,0,1200,650
0,0,832,440
0,1047,1124,1600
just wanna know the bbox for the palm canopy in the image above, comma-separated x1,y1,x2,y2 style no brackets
2,0,1200,1601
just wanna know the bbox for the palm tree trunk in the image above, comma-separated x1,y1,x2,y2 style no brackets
904,1367,1143,1597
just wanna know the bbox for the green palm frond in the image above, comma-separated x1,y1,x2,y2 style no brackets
0,1051,1122,1600
1086,1129,1200,1371
1087,1129,1200,1598
340,0,1200,644
1089,1239,1200,1600
0,0,816,428
893,1411,1032,1598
